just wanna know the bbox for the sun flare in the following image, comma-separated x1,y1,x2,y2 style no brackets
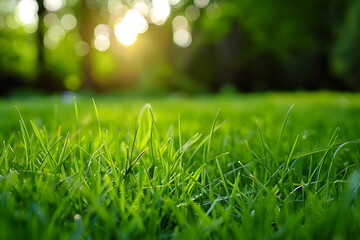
114,9,148,46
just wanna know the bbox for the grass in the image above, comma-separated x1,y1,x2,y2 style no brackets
0,91,360,239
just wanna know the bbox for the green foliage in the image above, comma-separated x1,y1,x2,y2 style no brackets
0,29,38,79
331,0,360,88
223,0,316,58
1,0,359,92
0,92,360,238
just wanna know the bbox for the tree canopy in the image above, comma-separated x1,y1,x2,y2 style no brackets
0,0,359,94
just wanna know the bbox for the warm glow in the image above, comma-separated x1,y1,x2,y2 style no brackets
114,9,148,46
17,0,38,25
150,0,171,25
173,29,192,48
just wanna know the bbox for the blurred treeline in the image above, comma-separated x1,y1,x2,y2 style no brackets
0,0,360,95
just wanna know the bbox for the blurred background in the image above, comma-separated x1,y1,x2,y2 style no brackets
0,0,359,95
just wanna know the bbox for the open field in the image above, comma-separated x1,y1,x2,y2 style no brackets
1,92,360,239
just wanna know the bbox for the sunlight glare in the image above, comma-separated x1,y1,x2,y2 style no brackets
150,0,171,25
17,0,38,25
114,9,148,46
44,0,64,12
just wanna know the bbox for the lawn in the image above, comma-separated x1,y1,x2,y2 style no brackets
1,92,360,239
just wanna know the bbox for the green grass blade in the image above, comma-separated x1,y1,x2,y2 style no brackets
275,103,296,158
215,157,230,198
92,97,102,146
